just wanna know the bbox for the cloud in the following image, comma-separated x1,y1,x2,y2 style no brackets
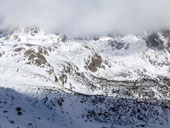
0,0,170,37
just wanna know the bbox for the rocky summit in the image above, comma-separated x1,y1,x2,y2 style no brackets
0,26,170,128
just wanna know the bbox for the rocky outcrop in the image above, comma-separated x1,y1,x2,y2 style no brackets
0,27,170,127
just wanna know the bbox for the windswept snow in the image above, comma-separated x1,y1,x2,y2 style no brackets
0,27,170,128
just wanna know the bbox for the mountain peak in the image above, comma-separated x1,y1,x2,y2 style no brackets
1,28,170,128
13,26,45,36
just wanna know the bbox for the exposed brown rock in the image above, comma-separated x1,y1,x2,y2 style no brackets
86,54,102,72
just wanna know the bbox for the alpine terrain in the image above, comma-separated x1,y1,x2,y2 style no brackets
0,26,170,128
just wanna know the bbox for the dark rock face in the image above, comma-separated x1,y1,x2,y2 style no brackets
24,49,49,67
146,30,170,50
86,53,102,72
108,40,126,50
162,30,170,49
146,33,164,50
60,35,68,42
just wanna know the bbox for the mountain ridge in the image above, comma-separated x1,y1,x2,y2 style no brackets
0,26,170,128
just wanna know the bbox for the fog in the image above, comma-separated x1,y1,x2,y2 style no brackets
0,0,170,36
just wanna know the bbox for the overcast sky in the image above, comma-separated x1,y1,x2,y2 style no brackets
0,0,170,36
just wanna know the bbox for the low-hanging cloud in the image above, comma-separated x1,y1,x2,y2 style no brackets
0,0,170,37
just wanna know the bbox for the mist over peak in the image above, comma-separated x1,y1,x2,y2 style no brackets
1,2,170,127
0,0,170,37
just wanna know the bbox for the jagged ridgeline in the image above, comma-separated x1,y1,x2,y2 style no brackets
0,26,170,128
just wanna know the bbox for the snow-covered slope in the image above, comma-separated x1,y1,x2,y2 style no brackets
0,26,170,128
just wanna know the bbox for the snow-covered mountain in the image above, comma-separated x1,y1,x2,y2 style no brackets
0,26,170,128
